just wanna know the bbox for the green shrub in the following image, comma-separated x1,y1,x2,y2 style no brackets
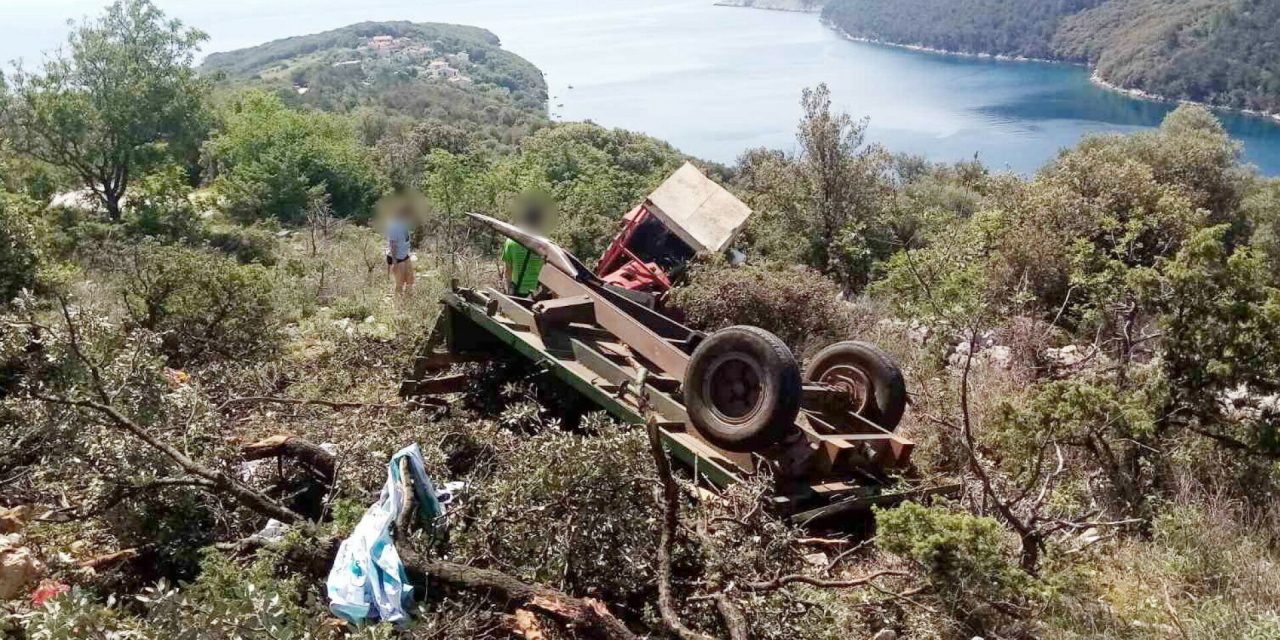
0,190,41,304
115,243,281,364
454,422,658,606
206,91,384,224
205,223,281,265
122,165,204,243
671,260,859,356
877,502,1030,619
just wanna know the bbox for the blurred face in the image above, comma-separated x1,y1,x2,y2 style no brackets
520,209,545,232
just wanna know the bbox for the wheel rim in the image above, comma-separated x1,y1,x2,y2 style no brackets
701,353,765,425
816,364,873,415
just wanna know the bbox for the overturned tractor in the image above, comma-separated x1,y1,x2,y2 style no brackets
405,227,942,524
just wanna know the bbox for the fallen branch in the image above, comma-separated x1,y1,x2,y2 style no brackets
241,434,337,483
742,569,909,592
645,418,718,640
79,547,143,571
34,394,306,525
714,594,751,640
400,549,638,640
217,396,441,412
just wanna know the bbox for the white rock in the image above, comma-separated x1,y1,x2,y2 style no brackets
871,630,898,640
0,546,45,599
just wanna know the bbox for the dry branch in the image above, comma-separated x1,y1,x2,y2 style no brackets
35,394,306,524
241,434,337,483
400,549,638,640
645,418,719,640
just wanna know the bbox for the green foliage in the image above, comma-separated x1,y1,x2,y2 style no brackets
671,260,858,355
0,190,42,304
455,422,659,606
115,243,281,364
823,0,1104,59
0,0,208,219
123,165,204,243
200,21,548,150
1156,225,1280,452
735,85,900,291
826,0,1280,114
497,123,689,258
877,502,1031,616
205,222,281,266
206,91,384,223
989,377,1165,513
1059,0,1280,113
417,122,688,259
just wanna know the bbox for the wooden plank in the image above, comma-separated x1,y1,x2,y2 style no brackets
483,287,535,329
540,267,691,378
533,295,595,326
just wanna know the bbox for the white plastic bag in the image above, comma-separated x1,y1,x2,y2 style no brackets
327,444,443,624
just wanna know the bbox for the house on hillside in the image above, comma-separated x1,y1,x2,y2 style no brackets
427,60,459,79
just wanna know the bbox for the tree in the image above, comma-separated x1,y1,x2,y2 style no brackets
0,190,41,304
204,91,383,223
0,0,208,220
795,84,892,292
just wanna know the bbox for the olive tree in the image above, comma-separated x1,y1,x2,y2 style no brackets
0,0,208,220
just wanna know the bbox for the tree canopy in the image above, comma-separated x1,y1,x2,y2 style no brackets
0,0,208,219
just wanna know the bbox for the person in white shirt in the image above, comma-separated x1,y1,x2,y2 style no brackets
385,205,415,296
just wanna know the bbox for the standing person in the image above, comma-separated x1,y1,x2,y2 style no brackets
501,205,547,297
386,205,415,296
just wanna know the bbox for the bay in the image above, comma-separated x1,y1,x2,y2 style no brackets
4,0,1280,174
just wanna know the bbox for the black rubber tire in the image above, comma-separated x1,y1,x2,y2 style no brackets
684,326,802,452
804,341,907,431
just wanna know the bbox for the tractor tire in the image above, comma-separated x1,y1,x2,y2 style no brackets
804,341,907,431
685,326,802,452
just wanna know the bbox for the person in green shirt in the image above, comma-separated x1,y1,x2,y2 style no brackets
501,205,547,297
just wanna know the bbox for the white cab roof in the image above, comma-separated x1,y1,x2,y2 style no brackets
645,162,752,254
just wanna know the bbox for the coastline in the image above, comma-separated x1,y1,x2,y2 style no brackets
821,18,1280,124
713,0,823,14
820,19,1070,65
1088,71,1280,124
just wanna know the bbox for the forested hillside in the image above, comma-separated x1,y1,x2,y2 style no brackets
201,21,548,148
1058,0,1280,113
824,0,1280,114
821,0,1104,59
5,2,1280,639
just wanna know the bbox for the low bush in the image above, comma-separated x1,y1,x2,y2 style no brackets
205,223,281,266
877,502,1031,627
114,243,281,365
671,260,861,356
0,190,42,304
453,420,658,608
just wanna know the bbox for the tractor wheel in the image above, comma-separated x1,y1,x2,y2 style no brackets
685,326,802,452
805,341,907,431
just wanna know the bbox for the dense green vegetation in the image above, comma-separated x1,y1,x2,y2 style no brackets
824,0,1280,114
201,20,549,149
823,0,1102,59
1058,0,1280,113
4,1,1280,639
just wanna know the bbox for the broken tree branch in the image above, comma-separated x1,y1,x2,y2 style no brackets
741,569,910,592
241,434,337,483
217,396,442,412
33,393,306,525
645,417,719,640
400,549,638,640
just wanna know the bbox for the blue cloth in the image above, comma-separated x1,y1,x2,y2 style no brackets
327,444,444,625
387,219,411,261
